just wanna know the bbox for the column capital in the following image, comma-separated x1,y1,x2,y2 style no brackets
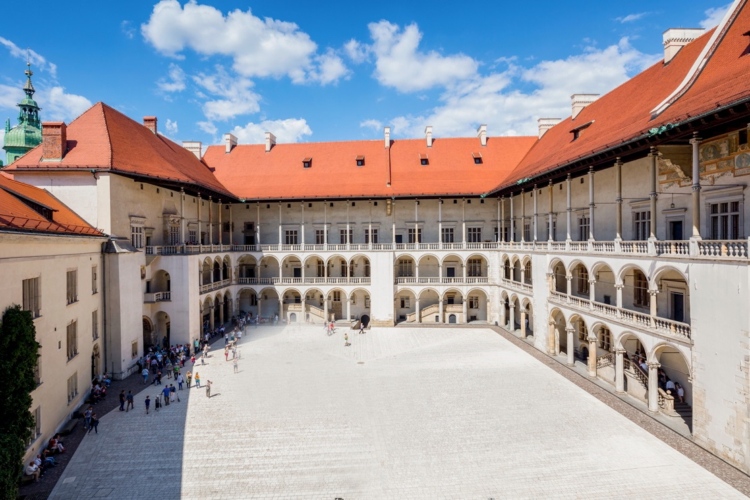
546,272,554,278
615,156,622,167
648,361,660,369
565,327,575,334
615,348,626,355
565,274,573,282
588,278,597,285
587,335,597,343
648,289,659,297
614,283,624,290
689,132,701,145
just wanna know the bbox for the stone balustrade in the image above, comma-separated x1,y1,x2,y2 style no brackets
199,279,231,294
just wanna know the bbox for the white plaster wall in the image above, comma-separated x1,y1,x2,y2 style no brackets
370,251,395,325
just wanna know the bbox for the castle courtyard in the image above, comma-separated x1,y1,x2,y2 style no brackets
49,326,743,499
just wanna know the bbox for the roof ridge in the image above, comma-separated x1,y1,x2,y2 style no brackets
100,103,114,167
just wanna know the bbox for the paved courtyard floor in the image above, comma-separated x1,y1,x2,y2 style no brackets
50,325,745,499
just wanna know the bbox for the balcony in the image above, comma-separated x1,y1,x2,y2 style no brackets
236,277,371,286
395,277,489,285
144,291,171,303
501,278,533,294
199,279,231,294
548,290,691,343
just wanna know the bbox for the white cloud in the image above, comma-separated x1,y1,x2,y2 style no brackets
0,37,57,77
157,63,186,93
308,50,349,85
121,20,136,39
344,39,369,63
197,120,218,135
230,118,312,144
700,3,732,28
359,119,382,131
37,86,93,122
617,12,648,23
142,0,347,85
192,67,261,120
0,83,23,111
165,118,178,135
387,37,658,138
366,21,478,92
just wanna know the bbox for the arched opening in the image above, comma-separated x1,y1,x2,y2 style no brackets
281,289,302,322
304,255,325,280
570,262,590,299
448,314,457,324
511,257,522,282
396,289,417,323
569,314,588,362
327,255,350,279
618,332,648,400
213,295,222,329
289,313,297,323
620,264,651,313
202,296,213,332
222,255,232,281
142,316,154,354
465,254,488,280
418,288,441,323
417,254,439,280
395,256,415,280
502,256,511,280
349,255,371,279
442,289,464,323
349,288,371,321
238,288,258,318
521,298,533,335
549,308,566,356
154,311,171,349
522,258,532,285
652,344,692,428
441,254,462,281
259,256,280,280
591,262,616,306
466,289,488,323
152,270,171,293
653,268,690,324
258,288,280,322
237,255,257,279
202,258,212,285
304,288,326,323
213,259,221,282
326,288,347,321
551,260,566,293
282,256,302,279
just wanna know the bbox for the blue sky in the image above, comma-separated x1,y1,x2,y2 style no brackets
0,1,733,147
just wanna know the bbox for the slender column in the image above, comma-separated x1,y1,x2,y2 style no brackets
533,185,538,242
197,194,202,245
649,147,658,240
208,196,213,245
218,198,223,245
346,200,351,251
278,203,283,246
648,362,660,412
301,202,305,247
462,262,467,282
324,201,328,249
547,321,556,355
690,133,702,239
588,168,595,241
438,298,444,323
615,158,623,241
496,197,501,242
548,180,554,241
180,188,186,245
256,203,260,246
649,289,658,327
301,297,306,323
520,266,526,284
219,299,224,326
462,298,468,324
279,298,284,321
414,199,419,246
499,299,506,327
566,327,575,366
520,309,527,338
209,305,215,330
520,189,526,242
508,302,515,331
346,298,351,321
566,174,572,241
589,278,596,304
368,201,373,250
615,348,625,393
229,203,233,245
415,299,421,324
324,298,329,322
392,200,396,245
257,297,262,320
615,283,623,318
461,199,467,249
509,194,515,242
566,274,572,298
438,199,443,249
500,196,506,242
587,336,597,377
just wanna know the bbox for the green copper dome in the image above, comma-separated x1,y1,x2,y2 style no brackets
3,63,42,166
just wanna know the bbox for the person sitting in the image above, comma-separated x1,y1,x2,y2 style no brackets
41,449,57,467
91,384,103,402
25,461,41,481
48,435,65,454
100,372,112,387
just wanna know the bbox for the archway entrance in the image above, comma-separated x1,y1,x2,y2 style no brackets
142,317,154,352
361,314,370,327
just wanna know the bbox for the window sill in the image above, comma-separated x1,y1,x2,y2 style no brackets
67,353,79,362
67,299,79,306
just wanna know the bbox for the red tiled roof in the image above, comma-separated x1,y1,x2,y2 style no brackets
205,136,536,200
6,102,234,199
0,175,103,236
497,29,715,191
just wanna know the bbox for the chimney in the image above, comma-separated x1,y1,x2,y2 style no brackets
384,126,391,148
425,125,433,147
663,28,705,64
143,116,157,134
571,94,599,119
42,122,67,161
182,141,202,159
224,133,237,154
264,132,276,153
537,118,562,138
477,124,487,147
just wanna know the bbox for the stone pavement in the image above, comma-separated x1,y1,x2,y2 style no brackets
50,325,745,499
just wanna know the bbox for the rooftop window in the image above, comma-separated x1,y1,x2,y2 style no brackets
303,157,312,168
472,152,483,164
419,153,429,166
356,155,365,167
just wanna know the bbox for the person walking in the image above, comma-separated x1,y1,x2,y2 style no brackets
162,385,171,406
119,390,126,411
205,380,212,398
142,367,150,385
224,347,229,362
170,384,177,403
145,395,151,414
344,332,350,347
194,372,201,388
177,373,184,390
359,323,365,335
186,370,192,388
88,413,99,434
126,391,134,412
83,407,93,430
233,357,238,374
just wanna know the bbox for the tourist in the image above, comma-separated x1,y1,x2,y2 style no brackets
359,323,365,335
206,380,212,398
119,390,126,411
344,332,350,347
25,461,40,481
48,435,65,454
194,372,201,388
162,385,171,406
170,384,178,402
186,370,192,388
88,413,99,434
40,450,56,468
84,407,93,430
177,373,184,390
142,367,150,384
676,382,685,403
233,357,238,374
145,395,151,414
126,390,134,412
666,378,676,393
154,371,163,386
224,347,229,362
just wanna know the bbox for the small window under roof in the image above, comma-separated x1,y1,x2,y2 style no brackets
419,153,429,166
356,155,365,167
303,157,312,168
472,152,483,164
569,120,594,141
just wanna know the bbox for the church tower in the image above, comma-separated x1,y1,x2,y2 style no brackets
2,63,42,167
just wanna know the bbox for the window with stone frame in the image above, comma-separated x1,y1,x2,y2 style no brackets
131,341,138,359
169,225,179,245
364,261,371,277
397,259,413,277
130,221,144,248
91,266,98,294
578,216,590,241
22,277,41,318
523,222,531,242
285,230,298,245
467,227,482,242
468,296,479,309
66,269,78,304
332,291,341,302
67,373,78,404
633,210,651,241
709,201,741,239
408,227,422,243
441,227,454,243
633,270,649,307
316,259,325,277
524,261,532,284
365,228,378,244
546,219,557,241
598,327,612,351
400,296,410,308
467,258,482,277
66,321,78,360
315,229,326,244
339,229,352,244
33,354,41,386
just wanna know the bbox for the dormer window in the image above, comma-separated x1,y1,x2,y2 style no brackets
472,152,483,164
570,120,594,141
420,153,429,166
303,157,312,168
356,155,365,167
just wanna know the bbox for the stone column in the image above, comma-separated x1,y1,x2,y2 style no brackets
588,167,595,241
208,196,213,245
301,202,305,248
278,203,283,246
415,298,421,324
566,174,572,242
509,194,515,242
587,336,597,377
219,299,224,326
648,361,660,412
508,302,515,332
218,198,222,245
615,158,623,241
255,203,261,247
615,283,623,318
520,265,526,284
520,188,526,242
180,188,186,245
589,278,596,306
690,133,702,239
533,184,538,242
548,180,554,241
649,147,658,240
229,203,233,245
462,298,468,324
615,348,625,393
520,308,527,338
462,199,467,249
438,299,444,324
323,299,329,323
649,289,658,327
566,327,575,366
566,274,572,299
547,321,556,355
438,199,444,249
500,196,506,243
279,298,284,321
209,305,215,330
346,298,351,322
301,297,306,323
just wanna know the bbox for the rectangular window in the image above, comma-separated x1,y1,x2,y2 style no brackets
578,216,590,241
30,406,41,444
398,259,413,277
66,321,78,361
315,229,326,245
67,373,78,404
33,354,41,386
364,297,370,308
131,341,138,359
577,267,590,295
546,220,557,241
169,225,179,245
91,266,98,294
441,227,454,243
92,310,99,340
634,270,648,307
598,327,611,351
333,291,341,302
467,258,482,277
400,297,410,308
467,227,482,242
66,270,78,304
408,227,422,243
710,202,741,239
22,277,41,318
339,229,352,244
468,296,479,309
285,230,298,245
189,229,197,244
523,222,531,242
365,228,379,244
130,224,144,248
316,260,325,277
634,210,651,241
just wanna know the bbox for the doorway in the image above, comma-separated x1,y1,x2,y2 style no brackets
669,220,684,240
671,292,685,322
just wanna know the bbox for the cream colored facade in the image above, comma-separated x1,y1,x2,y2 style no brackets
0,232,105,465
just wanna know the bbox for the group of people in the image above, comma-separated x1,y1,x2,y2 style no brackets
636,355,686,403
25,435,66,481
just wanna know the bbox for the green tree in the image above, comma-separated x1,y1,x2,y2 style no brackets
0,305,40,499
